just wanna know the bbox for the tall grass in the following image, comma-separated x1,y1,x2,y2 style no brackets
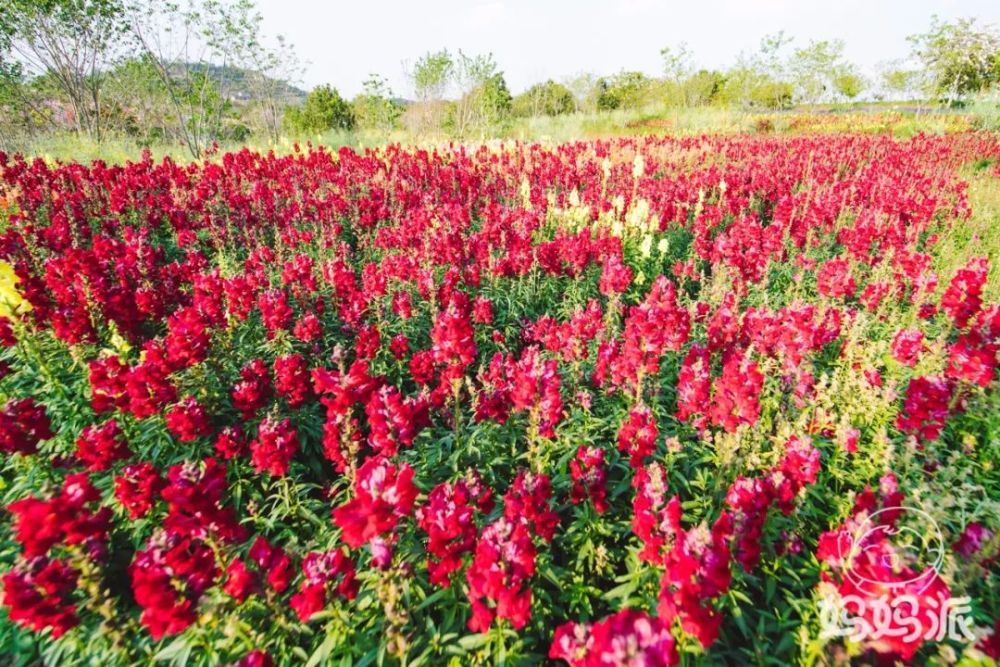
3,104,989,164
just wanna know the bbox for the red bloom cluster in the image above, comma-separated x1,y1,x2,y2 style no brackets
466,517,536,632
896,375,954,442
76,419,131,470
249,416,300,477
161,458,244,542
890,328,925,367
114,462,164,519
1,397,53,455
941,256,988,328
416,472,493,586
607,276,689,392
289,548,358,621
2,557,79,638
816,257,856,300
165,396,213,443
510,346,565,438
550,608,678,666
617,404,659,465
8,473,111,558
332,456,418,548
130,532,218,639
817,492,953,661
708,352,763,432
504,470,560,542
569,446,608,513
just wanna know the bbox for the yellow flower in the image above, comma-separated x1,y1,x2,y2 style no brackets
640,234,653,258
0,260,31,318
632,154,645,179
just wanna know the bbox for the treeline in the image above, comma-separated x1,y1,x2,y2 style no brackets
1,0,998,155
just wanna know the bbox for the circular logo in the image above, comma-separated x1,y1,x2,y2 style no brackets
839,506,945,595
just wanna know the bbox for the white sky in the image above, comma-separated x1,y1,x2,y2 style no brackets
254,0,999,97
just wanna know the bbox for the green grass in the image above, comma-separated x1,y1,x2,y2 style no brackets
2,103,988,165
935,164,1000,303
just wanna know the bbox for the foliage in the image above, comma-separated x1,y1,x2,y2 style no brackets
512,80,575,118
908,16,1000,103
352,75,403,133
597,71,653,111
284,84,355,134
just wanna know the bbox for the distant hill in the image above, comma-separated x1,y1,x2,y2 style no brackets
176,63,308,103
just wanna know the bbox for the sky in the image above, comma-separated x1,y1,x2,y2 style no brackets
253,0,1000,97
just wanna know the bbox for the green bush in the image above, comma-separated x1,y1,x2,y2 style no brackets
284,85,355,134
513,80,575,117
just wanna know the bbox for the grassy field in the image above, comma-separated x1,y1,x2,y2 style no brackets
7,104,993,165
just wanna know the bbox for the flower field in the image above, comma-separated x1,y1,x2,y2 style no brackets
0,132,998,666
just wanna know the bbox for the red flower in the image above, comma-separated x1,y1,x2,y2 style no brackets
235,651,274,667
130,532,218,639
816,257,855,300
465,517,536,632
675,344,711,428
231,358,273,419
289,548,358,621
890,328,925,367
161,458,244,543
569,446,608,513
214,425,246,460
332,457,418,548
222,558,257,602
2,557,79,637
0,397,53,455
631,463,678,564
941,256,988,328
7,473,111,558
114,462,164,519
416,474,493,586
946,329,997,387
250,416,300,477
599,253,632,296
165,396,213,443
896,375,953,442
273,353,313,407
76,419,131,470
709,352,763,433
550,608,678,666
504,470,559,542
617,404,658,466
248,537,294,593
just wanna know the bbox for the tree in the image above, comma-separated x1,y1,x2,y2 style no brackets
125,0,261,156
789,39,854,105
880,65,922,101
564,72,601,113
410,49,453,103
597,71,652,111
682,70,726,107
284,84,354,134
832,72,866,101
512,80,575,117
404,49,454,135
721,33,794,109
450,52,511,137
353,74,403,133
233,33,304,145
1,0,128,141
660,43,693,83
908,16,1000,104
